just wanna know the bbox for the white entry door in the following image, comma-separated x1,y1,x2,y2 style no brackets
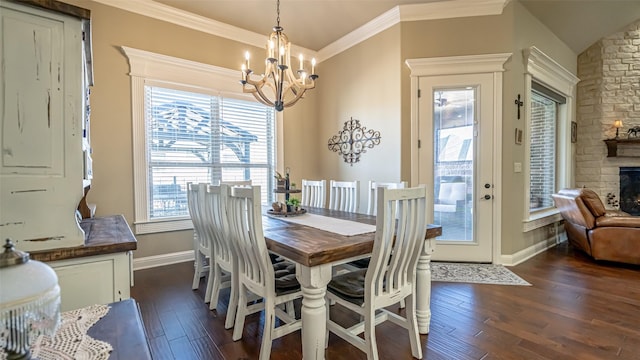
418,73,495,262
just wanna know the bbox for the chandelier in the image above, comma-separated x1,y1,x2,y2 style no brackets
240,0,318,112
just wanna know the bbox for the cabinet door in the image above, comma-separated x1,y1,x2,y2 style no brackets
50,252,132,311
0,2,85,251
1,7,64,172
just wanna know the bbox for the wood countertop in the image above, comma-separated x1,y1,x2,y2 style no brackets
30,215,137,262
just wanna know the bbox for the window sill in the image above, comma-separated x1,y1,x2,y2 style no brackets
522,209,562,232
134,217,193,235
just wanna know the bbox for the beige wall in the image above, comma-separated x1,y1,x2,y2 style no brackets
316,25,403,212
62,0,579,261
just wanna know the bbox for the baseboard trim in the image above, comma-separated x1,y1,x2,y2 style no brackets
133,250,194,271
500,239,559,266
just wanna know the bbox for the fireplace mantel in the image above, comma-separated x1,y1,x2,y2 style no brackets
603,138,640,157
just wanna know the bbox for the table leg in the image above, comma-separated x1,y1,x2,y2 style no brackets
415,237,436,334
296,263,333,360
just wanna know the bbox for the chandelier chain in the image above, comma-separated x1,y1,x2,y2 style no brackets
276,0,280,27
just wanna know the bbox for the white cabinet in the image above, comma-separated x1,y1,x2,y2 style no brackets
0,0,92,252
48,252,132,312
30,215,137,311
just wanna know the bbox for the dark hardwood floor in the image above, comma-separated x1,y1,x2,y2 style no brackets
130,242,640,359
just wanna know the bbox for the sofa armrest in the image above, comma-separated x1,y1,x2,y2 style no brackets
595,215,640,228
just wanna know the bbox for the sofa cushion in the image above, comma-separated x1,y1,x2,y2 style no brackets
580,188,606,217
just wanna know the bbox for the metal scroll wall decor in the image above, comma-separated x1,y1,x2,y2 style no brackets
327,117,381,165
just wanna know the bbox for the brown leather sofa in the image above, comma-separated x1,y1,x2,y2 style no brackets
552,188,640,265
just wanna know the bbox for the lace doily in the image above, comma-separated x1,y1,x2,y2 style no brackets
1,304,113,360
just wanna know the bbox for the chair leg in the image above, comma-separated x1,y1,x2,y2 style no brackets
208,264,223,310
224,271,238,329
405,295,423,359
286,300,295,318
192,251,202,290
364,307,379,360
233,285,248,341
325,297,331,349
205,261,217,305
259,298,275,360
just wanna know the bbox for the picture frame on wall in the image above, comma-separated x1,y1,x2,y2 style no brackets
515,128,523,145
571,121,577,143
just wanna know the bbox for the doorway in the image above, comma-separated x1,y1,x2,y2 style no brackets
407,54,509,263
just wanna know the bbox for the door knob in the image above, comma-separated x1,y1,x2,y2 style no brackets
484,183,491,189
483,194,492,200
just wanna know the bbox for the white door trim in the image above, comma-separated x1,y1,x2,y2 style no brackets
405,53,511,264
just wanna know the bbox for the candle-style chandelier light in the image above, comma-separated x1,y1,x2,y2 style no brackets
240,0,318,112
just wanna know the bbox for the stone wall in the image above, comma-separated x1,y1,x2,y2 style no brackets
576,20,640,208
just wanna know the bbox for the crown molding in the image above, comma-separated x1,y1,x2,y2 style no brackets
93,0,510,63
317,6,401,62
399,0,510,22
92,0,316,58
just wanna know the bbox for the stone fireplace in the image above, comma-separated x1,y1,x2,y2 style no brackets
575,20,640,205
620,167,640,215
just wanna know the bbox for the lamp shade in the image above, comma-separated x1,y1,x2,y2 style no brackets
614,120,623,128
0,240,60,358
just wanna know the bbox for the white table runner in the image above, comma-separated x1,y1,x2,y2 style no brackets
271,213,376,236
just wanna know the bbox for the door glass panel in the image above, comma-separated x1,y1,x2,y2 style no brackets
433,88,474,242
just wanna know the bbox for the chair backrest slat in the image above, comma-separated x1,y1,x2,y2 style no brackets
224,185,273,293
329,180,360,212
204,184,233,264
366,181,407,215
301,179,326,208
187,183,209,250
366,186,427,300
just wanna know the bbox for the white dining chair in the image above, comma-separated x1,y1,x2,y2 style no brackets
202,184,235,327
366,181,408,215
187,183,213,298
220,180,252,186
329,180,360,212
301,179,326,208
326,186,428,360
224,185,302,360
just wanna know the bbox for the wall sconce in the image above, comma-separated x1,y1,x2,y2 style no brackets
614,119,623,139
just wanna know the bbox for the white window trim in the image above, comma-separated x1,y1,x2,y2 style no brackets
122,46,283,234
522,46,579,232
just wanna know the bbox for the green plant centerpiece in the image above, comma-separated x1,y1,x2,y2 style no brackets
286,197,301,212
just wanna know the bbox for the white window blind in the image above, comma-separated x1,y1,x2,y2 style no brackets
529,90,557,212
145,85,275,219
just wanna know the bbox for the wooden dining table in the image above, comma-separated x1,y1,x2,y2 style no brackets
262,207,442,360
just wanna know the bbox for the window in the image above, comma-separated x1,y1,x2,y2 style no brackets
123,47,282,234
523,47,579,231
146,86,275,219
529,85,564,212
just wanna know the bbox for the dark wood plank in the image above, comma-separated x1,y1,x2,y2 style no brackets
85,299,152,360
30,215,137,261
131,241,640,359
7,0,91,19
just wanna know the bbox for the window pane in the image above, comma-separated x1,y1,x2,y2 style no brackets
433,88,474,241
145,86,275,219
529,91,557,211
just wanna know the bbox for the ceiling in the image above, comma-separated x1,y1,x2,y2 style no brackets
151,0,640,54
